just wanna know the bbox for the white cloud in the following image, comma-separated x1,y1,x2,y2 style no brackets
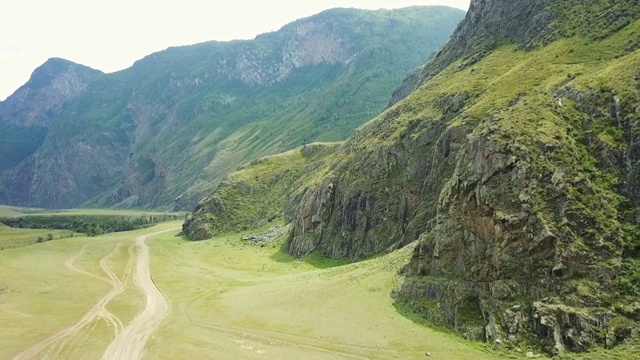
0,42,22,56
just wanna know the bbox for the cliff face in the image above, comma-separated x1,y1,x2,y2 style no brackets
0,140,128,208
0,7,465,210
286,108,466,260
217,19,349,86
284,0,640,354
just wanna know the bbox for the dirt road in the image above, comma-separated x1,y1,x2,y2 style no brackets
13,240,125,360
101,228,178,360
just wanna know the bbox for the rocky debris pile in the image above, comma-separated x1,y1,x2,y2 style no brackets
242,225,284,245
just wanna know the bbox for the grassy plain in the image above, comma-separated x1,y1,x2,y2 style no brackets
0,221,514,359
146,229,510,359
0,205,185,218
0,206,184,249
0,225,158,359
0,224,74,249
0,205,42,217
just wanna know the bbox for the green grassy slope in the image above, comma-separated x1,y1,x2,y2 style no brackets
182,143,339,240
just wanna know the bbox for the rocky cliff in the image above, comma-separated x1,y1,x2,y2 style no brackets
0,7,465,210
282,0,640,354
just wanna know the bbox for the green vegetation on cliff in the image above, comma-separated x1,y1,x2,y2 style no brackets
183,143,338,240
186,0,640,355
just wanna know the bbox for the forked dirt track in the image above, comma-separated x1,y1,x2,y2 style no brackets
101,228,178,360
13,240,125,360
13,228,179,360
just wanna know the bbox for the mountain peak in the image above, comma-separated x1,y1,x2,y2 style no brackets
0,6,465,209
0,58,102,127
25,57,102,92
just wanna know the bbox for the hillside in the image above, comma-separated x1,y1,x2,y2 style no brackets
0,58,102,173
0,6,465,210
183,143,338,240
185,0,640,355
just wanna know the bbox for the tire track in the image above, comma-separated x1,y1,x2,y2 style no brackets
187,314,401,359
102,228,179,360
13,239,126,360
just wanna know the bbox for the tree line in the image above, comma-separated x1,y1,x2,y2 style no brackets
0,214,182,237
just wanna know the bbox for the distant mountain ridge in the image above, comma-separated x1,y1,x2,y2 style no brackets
0,6,465,209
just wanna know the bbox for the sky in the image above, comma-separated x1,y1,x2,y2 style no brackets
0,0,470,101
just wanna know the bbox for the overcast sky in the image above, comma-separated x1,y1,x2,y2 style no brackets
0,1,470,100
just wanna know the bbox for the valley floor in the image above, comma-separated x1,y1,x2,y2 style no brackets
0,222,507,359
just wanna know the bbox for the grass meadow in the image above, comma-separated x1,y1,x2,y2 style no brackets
0,221,513,359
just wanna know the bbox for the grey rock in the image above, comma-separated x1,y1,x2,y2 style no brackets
242,226,284,245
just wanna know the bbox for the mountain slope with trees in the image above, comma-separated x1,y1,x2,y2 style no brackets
0,6,465,210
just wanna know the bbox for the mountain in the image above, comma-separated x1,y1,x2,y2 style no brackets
0,6,465,210
0,58,102,173
184,0,640,355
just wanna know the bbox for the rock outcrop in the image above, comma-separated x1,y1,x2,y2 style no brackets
286,117,466,260
284,0,640,354
217,18,349,86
